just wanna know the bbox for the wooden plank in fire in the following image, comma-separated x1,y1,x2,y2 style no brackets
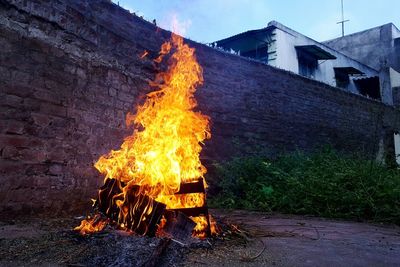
169,177,212,237
162,210,196,241
119,183,166,236
95,177,212,237
95,178,123,221
169,207,209,217
174,178,205,194
95,178,166,237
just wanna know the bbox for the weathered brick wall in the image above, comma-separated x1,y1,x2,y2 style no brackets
1,0,399,215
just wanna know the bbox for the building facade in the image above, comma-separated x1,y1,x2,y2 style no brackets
215,21,386,103
323,23,400,107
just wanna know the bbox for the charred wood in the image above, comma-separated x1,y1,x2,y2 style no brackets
94,178,166,236
163,210,196,242
174,178,205,194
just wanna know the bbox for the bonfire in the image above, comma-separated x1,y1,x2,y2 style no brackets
75,30,216,239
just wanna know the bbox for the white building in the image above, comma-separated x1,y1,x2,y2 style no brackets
324,23,400,106
215,21,384,102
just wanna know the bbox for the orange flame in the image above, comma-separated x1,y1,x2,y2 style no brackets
74,214,108,235
91,32,212,236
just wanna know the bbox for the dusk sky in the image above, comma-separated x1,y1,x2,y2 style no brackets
114,0,400,43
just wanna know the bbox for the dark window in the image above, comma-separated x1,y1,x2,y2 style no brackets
241,45,269,62
297,51,318,78
354,77,381,100
334,68,350,88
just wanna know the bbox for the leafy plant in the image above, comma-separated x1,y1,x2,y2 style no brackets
208,148,400,224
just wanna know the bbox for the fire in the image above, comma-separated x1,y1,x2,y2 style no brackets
74,214,108,235
77,31,213,237
96,32,209,193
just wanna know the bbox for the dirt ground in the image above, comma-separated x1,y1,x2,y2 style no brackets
0,209,399,266
185,210,400,266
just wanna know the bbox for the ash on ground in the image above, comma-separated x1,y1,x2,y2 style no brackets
0,217,197,266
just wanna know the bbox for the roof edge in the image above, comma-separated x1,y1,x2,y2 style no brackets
323,22,400,43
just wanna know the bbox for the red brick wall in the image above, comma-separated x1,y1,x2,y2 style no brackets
0,0,399,215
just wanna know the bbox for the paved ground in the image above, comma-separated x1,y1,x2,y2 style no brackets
184,210,400,266
0,210,399,266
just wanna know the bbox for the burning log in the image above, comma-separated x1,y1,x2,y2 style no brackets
117,184,166,236
169,178,212,237
93,178,211,238
95,178,123,221
174,178,206,195
95,178,166,236
162,210,196,242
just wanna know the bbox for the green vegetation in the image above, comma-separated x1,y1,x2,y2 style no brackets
208,148,400,224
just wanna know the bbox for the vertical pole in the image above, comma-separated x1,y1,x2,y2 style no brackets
341,0,344,37
337,0,349,37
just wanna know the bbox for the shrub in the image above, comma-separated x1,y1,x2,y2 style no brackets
208,148,400,224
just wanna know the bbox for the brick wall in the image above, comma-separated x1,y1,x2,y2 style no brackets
1,0,399,215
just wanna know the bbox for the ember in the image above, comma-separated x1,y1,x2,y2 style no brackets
74,214,108,235
76,29,215,238
139,50,149,59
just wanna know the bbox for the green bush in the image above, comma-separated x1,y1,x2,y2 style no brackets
208,148,400,224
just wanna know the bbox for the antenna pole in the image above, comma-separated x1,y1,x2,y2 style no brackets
337,0,349,37
341,0,344,36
